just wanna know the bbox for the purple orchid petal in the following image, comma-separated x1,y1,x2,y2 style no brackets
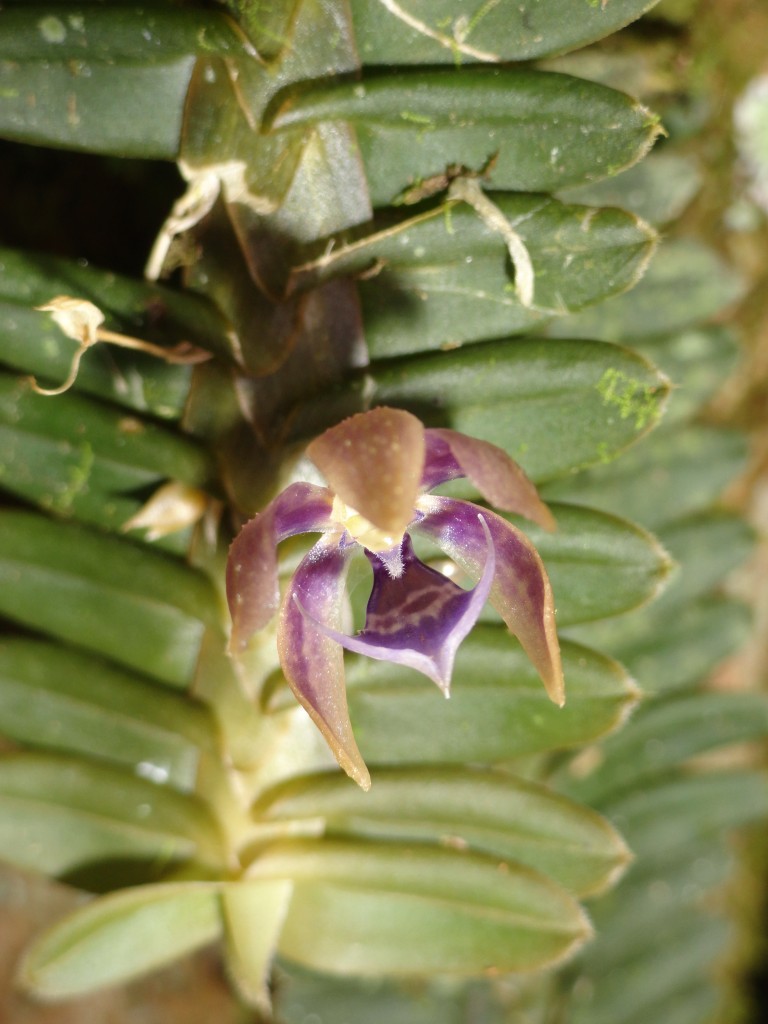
294,524,494,697
279,536,370,790
226,482,335,654
414,496,564,706
422,428,556,531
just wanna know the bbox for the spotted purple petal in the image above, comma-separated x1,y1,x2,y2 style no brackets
294,523,494,697
414,495,564,705
278,535,370,790
226,482,335,653
422,428,556,531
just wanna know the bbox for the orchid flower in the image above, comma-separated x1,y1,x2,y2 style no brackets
227,408,562,790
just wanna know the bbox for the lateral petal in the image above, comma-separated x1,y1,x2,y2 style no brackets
279,537,370,790
226,482,334,654
307,407,425,536
422,428,556,531
415,496,564,706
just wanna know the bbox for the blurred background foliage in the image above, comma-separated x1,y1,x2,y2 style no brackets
0,0,766,1022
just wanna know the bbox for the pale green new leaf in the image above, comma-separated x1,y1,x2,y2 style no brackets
0,753,225,882
268,68,662,206
19,881,223,999
255,766,630,898
0,511,219,687
250,838,591,975
0,638,215,789
221,880,294,1009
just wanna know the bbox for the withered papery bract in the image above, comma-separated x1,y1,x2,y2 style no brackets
226,408,562,789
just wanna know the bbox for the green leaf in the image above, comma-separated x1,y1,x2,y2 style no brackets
180,0,367,228
558,151,702,225
0,752,225,883
290,195,656,355
496,504,673,627
249,838,590,975
599,771,768,863
0,246,232,418
414,501,672,630
561,692,768,806
0,637,215,789
576,844,732,1024
632,326,740,425
0,302,193,420
0,372,212,535
0,372,210,484
572,514,753,689
583,844,734,968
0,5,250,62
580,513,754,637
350,0,663,64
573,595,751,697
334,633,639,764
546,239,746,341
291,338,670,482
571,920,727,1024
0,511,218,687
651,511,754,609
19,881,222,999
585,909,729,978
256,766,630,898
544,425,748,528
0,57,192,158
269,68,661,206
222,880,293,1009
273,966,507,1024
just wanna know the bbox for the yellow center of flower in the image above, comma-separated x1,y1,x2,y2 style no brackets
331,495,402,553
